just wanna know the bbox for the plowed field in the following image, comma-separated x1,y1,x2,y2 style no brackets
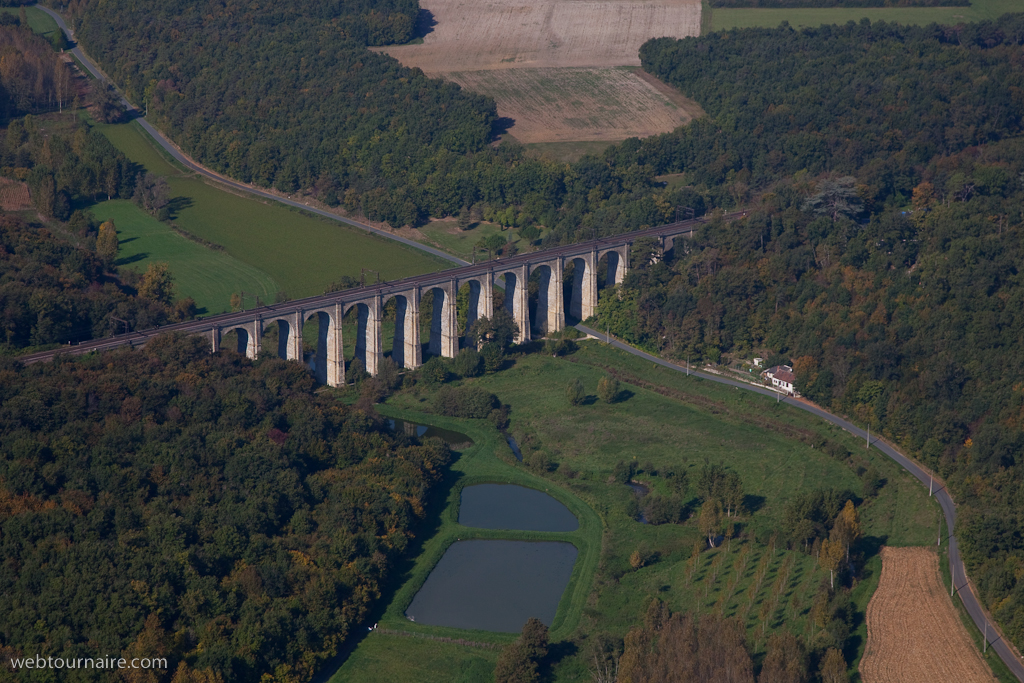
378,0,701,74
444,68,703,143
0,178,31,211
861,547,997,683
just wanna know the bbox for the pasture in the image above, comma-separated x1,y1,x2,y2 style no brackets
445,67,703,143
0,6,60,38
860,547,997,683
89,120,451,302
91,199,279,315
330,341,944,681
709,0,1018,30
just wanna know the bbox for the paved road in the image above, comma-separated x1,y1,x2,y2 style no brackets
576,324,1024,682
37,5,467,268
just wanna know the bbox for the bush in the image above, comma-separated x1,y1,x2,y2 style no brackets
481,342,505,372
433,385,497,418
597,376,619,403
644,495,683,525
489,405,511,430
419,356,450,386
347,357,369,385
452,347,483,378
557,462,576,479
376,357,402,392
526,450,553,472
612,460,635,484
546,338,577,357
566,378,585,406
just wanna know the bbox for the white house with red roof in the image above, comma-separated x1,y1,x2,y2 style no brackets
762,364,798,396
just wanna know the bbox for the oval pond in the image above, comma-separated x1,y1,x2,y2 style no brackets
460,484,578,532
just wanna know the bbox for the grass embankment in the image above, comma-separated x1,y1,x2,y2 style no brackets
329,411,602,683
711,0,1018,31
85,119,451,311
0,6,59,37
333,341,942,681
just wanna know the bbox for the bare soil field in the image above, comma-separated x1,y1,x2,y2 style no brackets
861,547,997,683
0,178,32,211
444,67,703,143
377,0,701,73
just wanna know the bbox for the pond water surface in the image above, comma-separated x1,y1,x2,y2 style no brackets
405,540,577,632
460,484,578,532
388,418,472,445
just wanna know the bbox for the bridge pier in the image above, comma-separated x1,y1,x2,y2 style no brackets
501,265,530,343
532,261,563,336
568,253,597,322
327,304,344,387
211,328,220,353
391,290,421,370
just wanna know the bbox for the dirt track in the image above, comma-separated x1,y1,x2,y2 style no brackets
861,547,997,683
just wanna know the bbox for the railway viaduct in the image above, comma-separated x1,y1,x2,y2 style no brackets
21,212,745,384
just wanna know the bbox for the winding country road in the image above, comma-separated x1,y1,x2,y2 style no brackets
576,324,1024,682
37,5,467,268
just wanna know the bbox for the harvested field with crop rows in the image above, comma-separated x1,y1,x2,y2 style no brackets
444,68,703,143
861,547,997,683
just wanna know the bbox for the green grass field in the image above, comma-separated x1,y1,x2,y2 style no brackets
709,0,1018,31
87,119,452,307
0,6,59,38
330,341,945,682
90,199,279,314
413,219,545,261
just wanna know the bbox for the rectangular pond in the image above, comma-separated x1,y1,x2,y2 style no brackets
405,540,577,632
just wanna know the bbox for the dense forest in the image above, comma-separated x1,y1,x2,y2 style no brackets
0,334,452,682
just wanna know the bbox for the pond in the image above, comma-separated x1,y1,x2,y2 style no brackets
504,434,523,461
460,484,578,532
388,418,473,445
405,540,577,632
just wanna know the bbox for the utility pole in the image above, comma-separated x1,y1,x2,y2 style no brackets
984,622,988,654
938,508,942,546
686,355,690,376
866,424,870,449
929,475,933,496
111,317,129,335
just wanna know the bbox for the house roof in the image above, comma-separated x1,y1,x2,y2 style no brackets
765,365,796,384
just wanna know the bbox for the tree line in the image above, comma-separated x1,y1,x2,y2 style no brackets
0,333,453,682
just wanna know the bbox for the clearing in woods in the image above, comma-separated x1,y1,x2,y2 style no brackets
444,68,704,143
377,0,702,149
860,547,997,683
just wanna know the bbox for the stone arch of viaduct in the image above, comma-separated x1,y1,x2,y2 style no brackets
208,241,637,387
